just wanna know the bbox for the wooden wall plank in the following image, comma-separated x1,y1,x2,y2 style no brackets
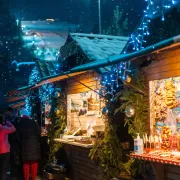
67,71,100,95
146,69,180,81
67,81,100,91
62,144,103,180
67,85,99,94
143,48,180,81
146,61,180,76
148,55,180,69
68,79,98,86
67,71,99,83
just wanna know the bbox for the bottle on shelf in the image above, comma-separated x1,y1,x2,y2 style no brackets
134,133,144,154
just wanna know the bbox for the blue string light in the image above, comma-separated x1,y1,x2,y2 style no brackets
99,0,180,98
124,0,179,52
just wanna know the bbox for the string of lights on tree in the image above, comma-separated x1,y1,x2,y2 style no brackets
124,0,179,52
29,66,41,85
100,0,179,99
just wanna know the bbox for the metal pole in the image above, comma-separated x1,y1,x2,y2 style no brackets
98,0,102,34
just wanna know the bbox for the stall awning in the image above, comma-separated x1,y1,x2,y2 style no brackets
5,94,28,103
69,35,180,73
9,101,26,109
18,71,87,91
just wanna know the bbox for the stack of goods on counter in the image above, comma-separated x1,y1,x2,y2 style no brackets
161,126,172,150
75,137,92,144
177,117,180,133
165,79,178,109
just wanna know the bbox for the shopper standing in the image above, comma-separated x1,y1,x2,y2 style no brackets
0,114,16,180
17,115,41,180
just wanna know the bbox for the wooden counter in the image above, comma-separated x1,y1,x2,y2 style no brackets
54,138,93,148
131,153,180,166
131,153,180,180
55,138,103,180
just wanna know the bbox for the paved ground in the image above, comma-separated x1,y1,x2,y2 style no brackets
7,174,42,180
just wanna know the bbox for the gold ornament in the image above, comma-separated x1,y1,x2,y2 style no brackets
56,109,60,115
125,105,135,118
125,75,132,83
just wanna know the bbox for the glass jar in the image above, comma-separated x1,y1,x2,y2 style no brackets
161,126,172,150
170,135,178,152
177,134,180,151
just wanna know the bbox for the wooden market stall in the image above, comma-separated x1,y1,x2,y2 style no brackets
68,34,180,180
131,38,180,180
52,33,130,180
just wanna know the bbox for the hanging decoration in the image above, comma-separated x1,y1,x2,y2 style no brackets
125,75,132,83
102,107,109,116
54,91,61,98
54,108,60,115
125,105,135,118
100,61,132,98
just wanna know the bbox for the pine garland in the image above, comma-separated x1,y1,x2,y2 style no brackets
47,84,66,162
90,74,148,179
89,117,124,179
115,75,148,138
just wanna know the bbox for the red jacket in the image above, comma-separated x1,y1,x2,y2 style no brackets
0,121,16,154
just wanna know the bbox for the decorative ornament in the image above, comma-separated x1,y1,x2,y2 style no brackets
125,75,132,83
102,107,109,116
125,105,135,118
54,108,60,115
54,91,60,97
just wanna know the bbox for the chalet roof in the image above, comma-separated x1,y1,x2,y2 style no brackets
70,35,180,73
61,33,129,63
36,60,59,78
9,101,26,109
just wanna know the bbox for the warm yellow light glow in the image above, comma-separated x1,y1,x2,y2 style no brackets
46,19,55,22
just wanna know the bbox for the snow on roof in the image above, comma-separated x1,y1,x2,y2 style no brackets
70,33,129,61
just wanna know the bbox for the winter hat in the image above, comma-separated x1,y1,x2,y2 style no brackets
19,109,30,118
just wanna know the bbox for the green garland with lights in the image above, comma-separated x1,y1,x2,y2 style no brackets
89,73,148,179
47,84,67,162
115,74,149,138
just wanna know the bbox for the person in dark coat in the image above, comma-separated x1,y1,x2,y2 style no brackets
17,115,41,180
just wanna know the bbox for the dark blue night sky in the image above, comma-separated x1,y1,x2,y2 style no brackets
9,0,145,31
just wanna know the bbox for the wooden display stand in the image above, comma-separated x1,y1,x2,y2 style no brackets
130,153,180,180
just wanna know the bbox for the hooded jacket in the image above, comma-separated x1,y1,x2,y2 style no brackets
17,117,41,161
0,121,16,154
